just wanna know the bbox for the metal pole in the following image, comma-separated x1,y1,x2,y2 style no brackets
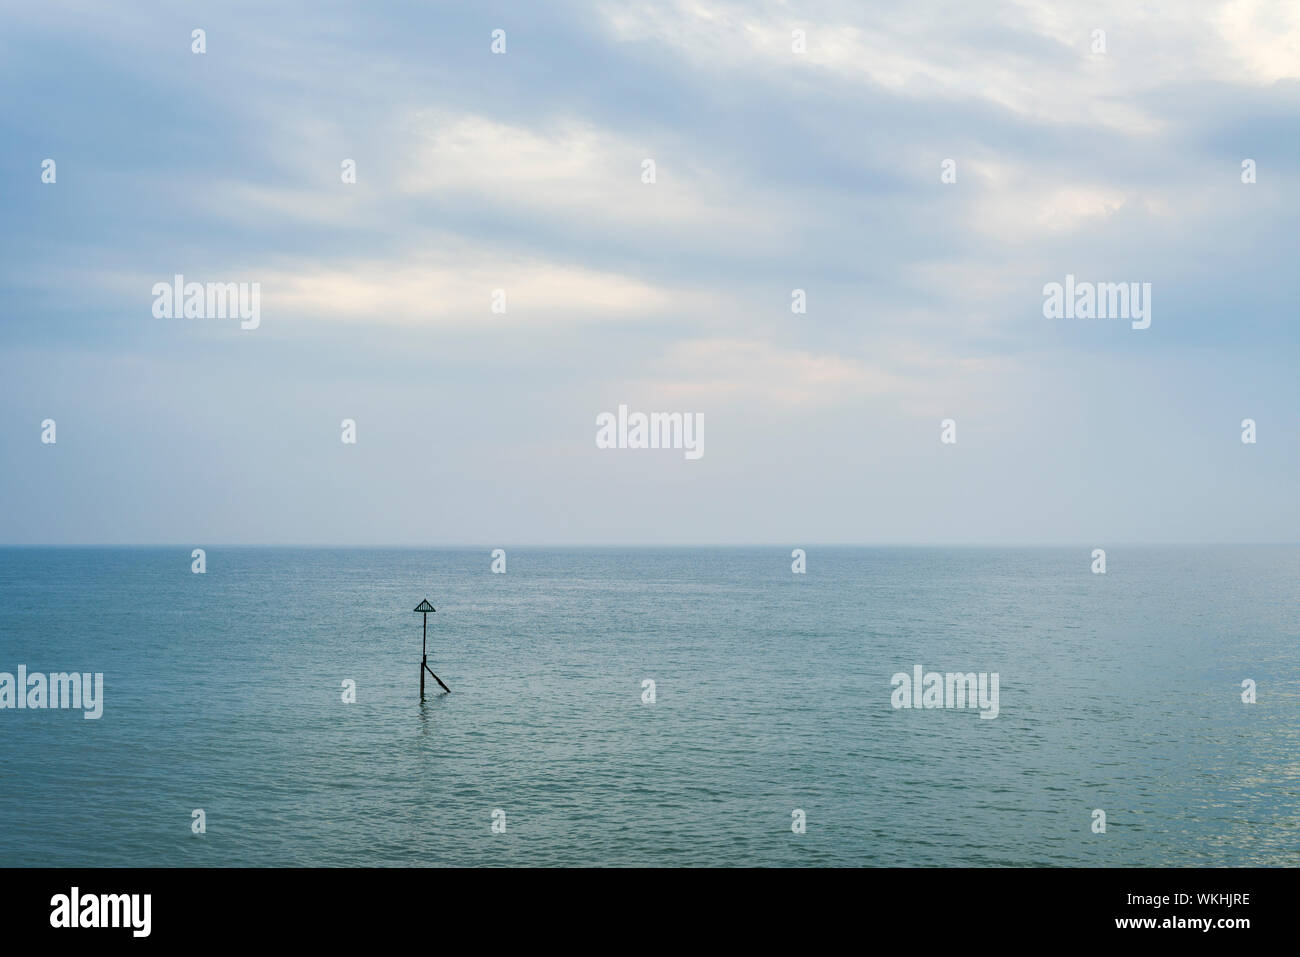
420,612,427,699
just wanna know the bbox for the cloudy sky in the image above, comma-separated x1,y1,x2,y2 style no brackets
1,0,1297,544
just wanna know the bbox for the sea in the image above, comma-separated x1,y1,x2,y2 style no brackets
0,546,1295,866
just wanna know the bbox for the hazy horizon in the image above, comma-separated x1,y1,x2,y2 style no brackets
4,541,1300,549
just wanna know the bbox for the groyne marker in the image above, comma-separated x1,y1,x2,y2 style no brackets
414,599,450,697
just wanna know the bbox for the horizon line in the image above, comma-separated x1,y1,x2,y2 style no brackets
2,542,1298,549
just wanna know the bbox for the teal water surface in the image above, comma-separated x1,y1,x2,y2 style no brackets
0,546,1296,866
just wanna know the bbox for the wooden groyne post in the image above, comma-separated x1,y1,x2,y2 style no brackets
414,599,450,697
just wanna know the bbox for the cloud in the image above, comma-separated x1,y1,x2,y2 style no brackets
623,337,1016,419
260,247,690,325
1,0,1297,543
394,111,788,249
596,0,1157,132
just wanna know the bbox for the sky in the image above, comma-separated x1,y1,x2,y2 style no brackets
1,0,1297,545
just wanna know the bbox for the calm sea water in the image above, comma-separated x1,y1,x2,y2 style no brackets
0,546,1296,867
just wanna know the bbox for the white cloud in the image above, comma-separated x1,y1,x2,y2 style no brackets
1213,0,1300,83
599,0,1300,136
259,247,687,324
598,0,1161,132
397,113,773,238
